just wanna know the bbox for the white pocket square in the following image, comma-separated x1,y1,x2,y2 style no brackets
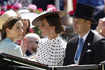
86,49,92,53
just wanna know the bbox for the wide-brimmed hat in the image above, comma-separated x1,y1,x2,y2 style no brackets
19,12,39,28
70,3,95,23
32,10,66,25
0,10,18,30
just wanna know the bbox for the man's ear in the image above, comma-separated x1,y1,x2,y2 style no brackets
86,20,92,27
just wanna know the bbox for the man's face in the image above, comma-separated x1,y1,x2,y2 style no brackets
24,38,38,53
73,18,91,34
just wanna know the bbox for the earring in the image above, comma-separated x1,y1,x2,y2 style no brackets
99,29,102,33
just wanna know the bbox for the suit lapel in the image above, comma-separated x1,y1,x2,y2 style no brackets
83,31,94,50
79,31,94,64
75,37,79,52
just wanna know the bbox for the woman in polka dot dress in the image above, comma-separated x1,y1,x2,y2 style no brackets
32,11,67,66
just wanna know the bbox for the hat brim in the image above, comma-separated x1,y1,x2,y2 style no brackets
69,3,96,23
0,10,19,30
0,15,10,30
32,11,66,25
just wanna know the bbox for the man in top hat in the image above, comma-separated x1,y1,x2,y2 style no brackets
63,3,105,65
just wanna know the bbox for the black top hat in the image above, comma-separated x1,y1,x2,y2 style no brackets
70,3,95,23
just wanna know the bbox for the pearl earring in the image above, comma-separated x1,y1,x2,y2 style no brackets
99,29,102,33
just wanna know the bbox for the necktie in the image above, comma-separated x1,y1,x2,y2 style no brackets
74,38,84,64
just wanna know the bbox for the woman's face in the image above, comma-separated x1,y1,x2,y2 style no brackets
7,20,24,41
22,19,29,35
39,18,54,37
23,38,38,53
97,19,105,37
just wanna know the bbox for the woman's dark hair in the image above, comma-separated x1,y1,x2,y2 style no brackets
1,17,21,40
45,13,64,34
26,19,30,33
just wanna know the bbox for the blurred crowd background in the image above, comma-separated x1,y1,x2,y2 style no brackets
0,0,77,42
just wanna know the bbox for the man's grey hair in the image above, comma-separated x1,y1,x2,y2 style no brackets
24,33,40,40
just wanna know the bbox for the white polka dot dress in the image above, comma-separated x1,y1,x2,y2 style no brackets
35,36,67,66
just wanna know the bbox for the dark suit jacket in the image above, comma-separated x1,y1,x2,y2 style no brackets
63,30,105,65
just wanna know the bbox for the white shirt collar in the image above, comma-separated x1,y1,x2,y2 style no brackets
79,30,90,41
